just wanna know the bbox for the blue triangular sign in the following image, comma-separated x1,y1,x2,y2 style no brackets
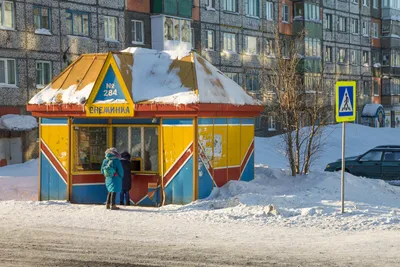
93,66,127,103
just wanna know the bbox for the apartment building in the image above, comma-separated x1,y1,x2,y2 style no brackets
381,0,400,123
0,0,125,116
192,0,393,135
1,0,398,136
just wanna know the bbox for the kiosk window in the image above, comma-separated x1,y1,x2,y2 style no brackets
112,126,158,172
113,127,129,153
74,127,108,171
144,127,158,172
130,127,141,158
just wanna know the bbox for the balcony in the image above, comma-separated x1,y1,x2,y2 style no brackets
151,15,192,51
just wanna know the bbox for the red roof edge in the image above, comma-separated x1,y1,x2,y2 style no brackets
27,103,264,118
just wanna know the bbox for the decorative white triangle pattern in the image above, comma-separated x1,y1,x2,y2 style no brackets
339,89,353,112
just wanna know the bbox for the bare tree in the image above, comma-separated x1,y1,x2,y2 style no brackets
260,25,331,176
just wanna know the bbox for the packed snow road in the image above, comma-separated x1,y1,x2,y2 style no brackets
0,201,399,267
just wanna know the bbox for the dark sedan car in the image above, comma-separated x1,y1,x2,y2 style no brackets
324,145,400,180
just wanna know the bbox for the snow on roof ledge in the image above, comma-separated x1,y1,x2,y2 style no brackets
362,104,384,117
0,115,38,131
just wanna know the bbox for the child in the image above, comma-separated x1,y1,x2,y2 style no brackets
120,151,132,206
101,147,123,210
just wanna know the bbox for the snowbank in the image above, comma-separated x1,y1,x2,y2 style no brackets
178,166,399,230
0,114,38,131
0,160,38,201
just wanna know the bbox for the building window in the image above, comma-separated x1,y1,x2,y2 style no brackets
338,48,347,64
0,1,14,29
282,39,289,58
36,61,51,88
373,0,378,8
294,2,302,17
282,4,289,23
363,0,369,6
181,20,191,42
191,28,195,49
164,17,190,43
304,3,319,21
265,1,273,20
373,22,379,38
305,38,321,57
246,0,259,17
246,74,260,92
374,80,379,95
66,11,89,36
362,21,370,36
363,81,370,96
33,6,50,31
383,54,389,65
0,58,16,86
104,16,117,41
351,18,359,34
224,0,237,12
190,28,195,49
245,36,259,55
225,72,239,84
325,14,332,30
362,51,370,65
350,50,358,65
372,51,380,64
206,0,215,8
325,46,333,62
352,0,358,4
205,30,215,50
392,52,400,67
266,39,275,57
338,16,346,32
113,127,158,172
132,20,144,44
268,116,276,131
223,32,236,52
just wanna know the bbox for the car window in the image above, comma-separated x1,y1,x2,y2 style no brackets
383,151,400,161
359,151,382,161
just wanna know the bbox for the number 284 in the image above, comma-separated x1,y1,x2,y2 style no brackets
104,89,117,97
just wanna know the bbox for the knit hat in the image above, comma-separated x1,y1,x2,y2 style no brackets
120,151,131,160
105,147,120,157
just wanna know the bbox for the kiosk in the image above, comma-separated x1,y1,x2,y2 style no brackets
27,48,263,206
361,104,385,128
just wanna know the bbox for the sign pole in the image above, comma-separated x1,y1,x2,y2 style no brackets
341,122,345,214
336,81,355,215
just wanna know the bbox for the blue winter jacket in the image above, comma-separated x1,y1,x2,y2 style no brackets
101,153,124,193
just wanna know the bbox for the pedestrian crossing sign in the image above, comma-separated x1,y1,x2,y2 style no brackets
336,81,356,122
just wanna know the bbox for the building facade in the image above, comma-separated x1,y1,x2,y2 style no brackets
1,0,399,138
194,0,390,136
0,0,125,115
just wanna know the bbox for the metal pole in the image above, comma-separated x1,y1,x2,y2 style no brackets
341,122,345,214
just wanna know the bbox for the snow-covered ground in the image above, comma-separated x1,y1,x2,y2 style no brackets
0,159,37,201
1,124,400,265
0,124,399,232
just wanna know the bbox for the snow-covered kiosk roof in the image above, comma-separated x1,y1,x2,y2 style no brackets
362,104,385,117
27,48,262,118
